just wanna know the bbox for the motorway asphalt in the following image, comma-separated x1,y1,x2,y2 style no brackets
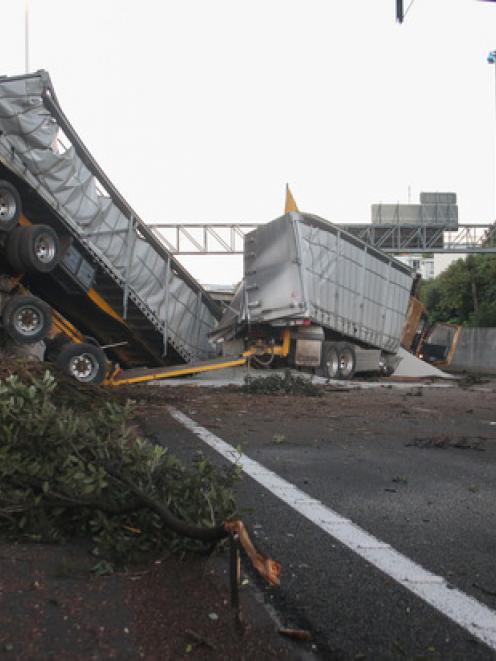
141,384,496,660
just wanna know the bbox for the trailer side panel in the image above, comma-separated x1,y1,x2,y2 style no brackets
0,72,219,362
243,213,414,353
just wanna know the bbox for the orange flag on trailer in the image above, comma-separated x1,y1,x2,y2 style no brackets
284,184,299,213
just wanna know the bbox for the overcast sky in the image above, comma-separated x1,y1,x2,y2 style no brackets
2,0,496,283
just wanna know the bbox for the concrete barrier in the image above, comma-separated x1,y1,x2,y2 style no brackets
450,327,496,375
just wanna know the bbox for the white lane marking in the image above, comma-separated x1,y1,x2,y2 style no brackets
169,406,496,652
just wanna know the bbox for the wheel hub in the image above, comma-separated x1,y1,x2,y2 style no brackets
34,234,56,264
0,191,16,222
325,350,339,378
69,353,97,380
14,307,40,334
339,350,354,377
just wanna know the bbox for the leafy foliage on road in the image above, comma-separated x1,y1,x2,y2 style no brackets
0,370,239,561
242,370,321,396
420,254,496,326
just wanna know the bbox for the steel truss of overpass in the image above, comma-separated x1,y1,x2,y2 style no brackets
149,222,496,255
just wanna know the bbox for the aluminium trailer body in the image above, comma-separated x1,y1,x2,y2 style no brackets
0,71,220,378
213,212,416,378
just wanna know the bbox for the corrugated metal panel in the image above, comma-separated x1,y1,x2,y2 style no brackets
243,213,414,354
421,204,458,225
0,71,218,361
420,192,457,205
372,202,458,228
372,204,423,224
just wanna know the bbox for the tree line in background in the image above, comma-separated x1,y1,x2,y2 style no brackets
420,254,496,327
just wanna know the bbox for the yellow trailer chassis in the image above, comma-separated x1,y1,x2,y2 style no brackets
103,329,291,387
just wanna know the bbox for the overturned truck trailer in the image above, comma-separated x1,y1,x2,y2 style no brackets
0,71,220,380
213,212,416,379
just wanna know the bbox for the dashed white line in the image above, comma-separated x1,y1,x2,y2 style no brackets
169,406,496,653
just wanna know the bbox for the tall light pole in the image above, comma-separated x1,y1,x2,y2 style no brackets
24,0,29,73
396,0,404,23
488,51,496,218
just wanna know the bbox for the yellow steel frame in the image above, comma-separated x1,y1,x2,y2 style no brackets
430,323,462,368
105,329,291,387
49,309,83,344
86,287,126,324
104,355,249,386
18,212,32,227
401,296,426,351
17,208,293,386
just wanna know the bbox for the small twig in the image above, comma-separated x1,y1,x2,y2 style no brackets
229,533,243,630
279,628,312,641
0,510,18,523
184,629,216,651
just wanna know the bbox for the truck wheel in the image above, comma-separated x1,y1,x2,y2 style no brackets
380,353,399,377
84,335,100,347
380,363,395,377
19,224,60,273
337,343,356,380
5,226,26,273
0,180,21,232
321,342,339,379
2,295,52,344
56,342,108,385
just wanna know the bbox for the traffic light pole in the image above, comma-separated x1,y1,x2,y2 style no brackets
396,0,404,23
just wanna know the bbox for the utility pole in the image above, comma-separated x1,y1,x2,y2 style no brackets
24,0,29,73
487,51,496,218
396,0,404,23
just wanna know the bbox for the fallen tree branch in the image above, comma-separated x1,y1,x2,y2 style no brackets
0,369,282,583
106,466,282,585
224,520,281,586
105,465,227,542
7,478,143,517
46,491,142,516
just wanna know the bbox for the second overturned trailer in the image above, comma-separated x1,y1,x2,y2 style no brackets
212,212,417,379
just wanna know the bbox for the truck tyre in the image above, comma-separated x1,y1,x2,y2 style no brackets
2,295,52,344
337,342,356,380
84,335,100,347
5,226,26,273
19,224,60,273
0,180,21,232
56,342,108,385
380,353,399,377
320,342,339,379
380,363,395,377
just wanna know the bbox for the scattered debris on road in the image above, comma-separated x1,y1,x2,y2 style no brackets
241,370,322,396
407,436,487,451
279,628,313,641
